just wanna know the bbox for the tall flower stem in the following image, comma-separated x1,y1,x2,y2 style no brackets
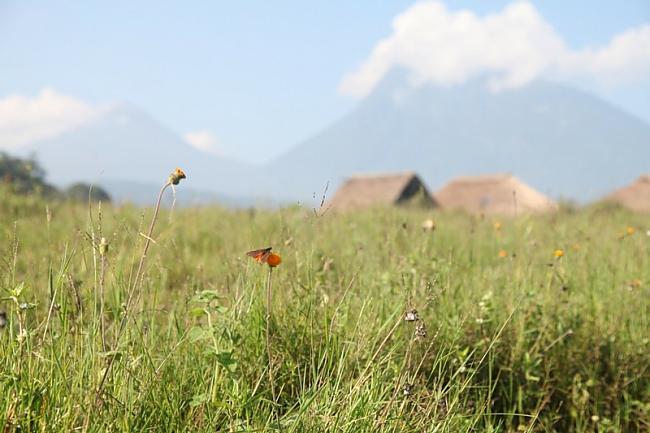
265,266,277,403
96,181,171,403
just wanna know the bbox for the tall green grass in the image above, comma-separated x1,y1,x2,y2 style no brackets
0,188,648,432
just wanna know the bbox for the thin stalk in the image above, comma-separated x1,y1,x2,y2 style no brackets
99,253,107,351
266,266,277,403
95,181,171,403
98,202,107,352
88,189,99,349
351,314,402,394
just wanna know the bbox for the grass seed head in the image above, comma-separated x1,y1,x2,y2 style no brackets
415,322,427,338
99,237,109,256
404,309,419,322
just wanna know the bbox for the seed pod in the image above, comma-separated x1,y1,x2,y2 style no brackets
99,237,109,256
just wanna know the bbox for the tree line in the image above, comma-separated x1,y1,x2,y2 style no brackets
0,152,111,202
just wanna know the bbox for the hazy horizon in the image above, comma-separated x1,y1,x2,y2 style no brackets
1,0,649,165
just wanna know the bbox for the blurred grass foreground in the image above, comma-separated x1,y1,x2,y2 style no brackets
0,181,649,432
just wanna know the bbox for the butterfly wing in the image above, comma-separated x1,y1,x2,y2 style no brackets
246,247,272,263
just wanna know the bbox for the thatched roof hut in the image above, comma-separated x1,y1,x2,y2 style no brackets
328,172,437,211
434,173,557,216
605,175,650,213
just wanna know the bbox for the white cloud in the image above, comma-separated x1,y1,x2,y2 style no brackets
0,88,104,149
339,1,650,97
183,130,221,155
561,25,650,84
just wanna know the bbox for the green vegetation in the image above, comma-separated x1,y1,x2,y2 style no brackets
64,183,112,203
0,184,648,432
0,152,56,196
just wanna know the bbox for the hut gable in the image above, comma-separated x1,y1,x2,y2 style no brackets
435,173,557,216
605,175,650,213
328,172,436,211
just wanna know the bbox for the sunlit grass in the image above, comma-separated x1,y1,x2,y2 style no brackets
0,187,649,432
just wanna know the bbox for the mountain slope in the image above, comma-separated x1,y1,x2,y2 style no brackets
266,71,650,202
15,103,262,200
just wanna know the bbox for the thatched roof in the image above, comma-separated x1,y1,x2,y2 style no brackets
605,175,650,213
328,172,437,211
434,173,557,216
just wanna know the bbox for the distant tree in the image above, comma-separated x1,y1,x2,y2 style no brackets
0,152,57,195
65,183,112,203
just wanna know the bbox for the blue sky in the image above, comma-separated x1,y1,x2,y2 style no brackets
1,1,649,163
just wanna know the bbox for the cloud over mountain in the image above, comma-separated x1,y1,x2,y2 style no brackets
0,88,107,150
183,130,221,155
339,1,650,97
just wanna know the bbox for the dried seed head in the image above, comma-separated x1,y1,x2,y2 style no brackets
404,309,419,322
415,322,427,338
169,167,187,185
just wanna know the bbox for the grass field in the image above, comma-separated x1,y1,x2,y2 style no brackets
0,184,649,432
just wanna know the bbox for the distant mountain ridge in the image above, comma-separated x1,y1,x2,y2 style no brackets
12,70,650,205
14,102,262,201
265,70,650,202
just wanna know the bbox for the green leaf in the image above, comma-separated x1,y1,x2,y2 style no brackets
215,350,238,373
189,307,206,318
188,326,210,343
189,393,209,407
11,282,25,298
195,290,220,302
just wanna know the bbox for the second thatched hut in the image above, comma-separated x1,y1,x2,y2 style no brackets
434,173,557,216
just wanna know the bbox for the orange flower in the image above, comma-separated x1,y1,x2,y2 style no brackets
554,249,565,259
498,250,508,258
626,226,635,236
267,253,282,268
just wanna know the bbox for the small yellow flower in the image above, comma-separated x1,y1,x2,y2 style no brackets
498,249,508,258
421,219,436,232
626,226,635,236
628,279,642,289
493,221,502,231
554,249,565,259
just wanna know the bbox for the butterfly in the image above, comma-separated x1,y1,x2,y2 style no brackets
246,247,273,263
